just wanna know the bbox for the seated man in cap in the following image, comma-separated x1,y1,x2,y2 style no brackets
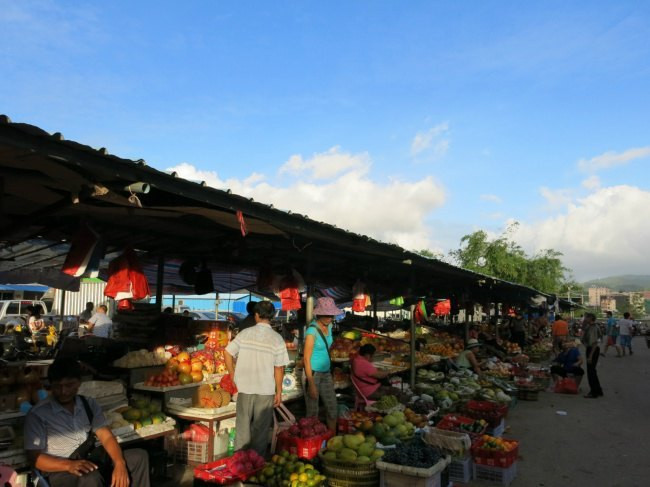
550,339,584,388
24,358,150,487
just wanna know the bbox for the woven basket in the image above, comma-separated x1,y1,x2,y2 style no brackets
324,476,379,487
318,452,379,485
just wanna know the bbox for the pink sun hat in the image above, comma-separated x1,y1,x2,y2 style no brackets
313,297,343,316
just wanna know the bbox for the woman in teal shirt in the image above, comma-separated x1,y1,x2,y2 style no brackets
302,297,341,431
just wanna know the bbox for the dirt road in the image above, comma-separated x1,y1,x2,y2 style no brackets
480,336,650,487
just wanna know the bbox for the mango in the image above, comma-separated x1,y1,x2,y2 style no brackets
338,448,358,462
343,434,364,450
327,436,344,452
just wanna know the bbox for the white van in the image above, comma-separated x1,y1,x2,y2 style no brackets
0,299,49,324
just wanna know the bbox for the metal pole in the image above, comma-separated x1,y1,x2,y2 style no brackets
410,303,416,390
305,288,314,325
155,255,164,312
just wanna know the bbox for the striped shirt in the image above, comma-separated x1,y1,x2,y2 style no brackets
225,322,289,395
24,396,108,458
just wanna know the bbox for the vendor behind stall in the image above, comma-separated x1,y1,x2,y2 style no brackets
455,339,482,374
24,358,150,487
510,310,527,348
84,305,113,338
351,344,403,400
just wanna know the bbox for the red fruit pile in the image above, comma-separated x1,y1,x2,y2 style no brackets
280,416,329,441
227,450,265,476
144,369,179,387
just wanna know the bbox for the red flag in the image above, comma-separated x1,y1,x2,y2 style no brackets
236,210,248,237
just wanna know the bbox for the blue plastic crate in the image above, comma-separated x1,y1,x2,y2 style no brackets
447,455,472,483
473,462,517,486
488,418,505,437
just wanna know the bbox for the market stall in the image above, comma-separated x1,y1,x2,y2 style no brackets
0,116,557,485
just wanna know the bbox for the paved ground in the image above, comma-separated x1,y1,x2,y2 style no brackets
477,335,650,487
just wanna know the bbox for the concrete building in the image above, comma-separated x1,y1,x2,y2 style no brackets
589,287,611,307
600,296,617,312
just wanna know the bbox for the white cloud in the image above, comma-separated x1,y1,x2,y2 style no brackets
539,186,573,209
513,185,650,280
410,122,450,158
480,194,502,204
581,175,601,190
279,146,370,180
578,146,650,172
167,148,446,250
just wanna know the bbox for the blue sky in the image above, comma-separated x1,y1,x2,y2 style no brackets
2,0,650,280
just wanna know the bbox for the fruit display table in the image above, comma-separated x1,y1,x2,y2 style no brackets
132,381,202,404
166,389,304,463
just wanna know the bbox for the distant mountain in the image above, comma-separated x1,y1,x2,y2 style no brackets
582,275,650,292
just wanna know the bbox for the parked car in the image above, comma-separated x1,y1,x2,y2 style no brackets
187,311,244,324
187,311,217,320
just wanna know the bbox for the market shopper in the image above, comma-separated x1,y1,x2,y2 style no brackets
238,301,257,331
617,312,634,356
27,305,46,334
582,313,603,398
455,339,482,374
602,311,622,357
302,297,341,432
85,305,112,338
351,344,402,400
551,314,570,354
550,339,584,388
24,358,150,487
224,301,289,456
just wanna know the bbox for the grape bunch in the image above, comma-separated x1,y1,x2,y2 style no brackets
383,437,442,469
410,399,436,415
374,395,399,411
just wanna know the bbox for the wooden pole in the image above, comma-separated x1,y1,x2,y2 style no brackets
155,255,164,312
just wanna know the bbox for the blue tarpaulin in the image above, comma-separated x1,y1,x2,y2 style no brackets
0,284,49,292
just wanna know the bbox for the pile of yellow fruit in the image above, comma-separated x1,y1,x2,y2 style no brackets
250,450,326,487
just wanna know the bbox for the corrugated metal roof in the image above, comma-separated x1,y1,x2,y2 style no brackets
0,115,551,303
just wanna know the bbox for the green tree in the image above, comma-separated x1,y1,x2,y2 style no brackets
415,249,445,260
450,224,570,294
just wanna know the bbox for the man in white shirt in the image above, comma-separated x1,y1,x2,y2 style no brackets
86,305,112,338
617,312,634,356
225,301,289,455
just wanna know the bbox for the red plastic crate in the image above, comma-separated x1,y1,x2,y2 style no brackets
277,430,334,460
435,414,486,443
462,401,508,428
471,438,519,468
194,459,262,484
